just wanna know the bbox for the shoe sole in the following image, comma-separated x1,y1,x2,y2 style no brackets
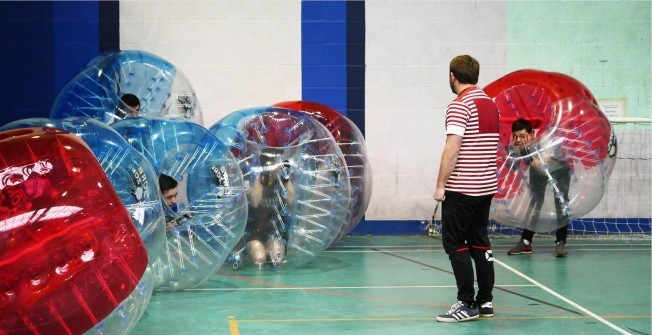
436,315,480,322
480,314,494,318
507,251,532,255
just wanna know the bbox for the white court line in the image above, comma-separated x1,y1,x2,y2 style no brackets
186,284,536,291
330,243,651,249
325,248,650,253
494,258,633,335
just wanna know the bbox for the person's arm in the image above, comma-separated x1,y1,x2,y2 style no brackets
526,142,552,173
433,134,463,201
529,155,549,172
248,176,264,208
283,179,296,205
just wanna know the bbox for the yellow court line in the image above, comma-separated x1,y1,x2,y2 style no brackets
230,314,651,324
228,316,239,335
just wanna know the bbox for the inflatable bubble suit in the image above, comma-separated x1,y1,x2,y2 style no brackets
0,127,148,335
273,101,372,242
0,117,166,335
50,50,203,125
209,106,351,269
111,117,247,290
485,69,618,232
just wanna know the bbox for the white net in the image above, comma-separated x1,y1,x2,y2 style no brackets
425,118,652,239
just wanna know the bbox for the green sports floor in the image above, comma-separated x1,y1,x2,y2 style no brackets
131,236,651,335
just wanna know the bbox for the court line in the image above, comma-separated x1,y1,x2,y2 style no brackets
228,316,239,335
330,241,651,248
186,284,536,291
494,258,634,335
373,248,584,315
229,314,651,324
325,248,651,253
329,243,651,248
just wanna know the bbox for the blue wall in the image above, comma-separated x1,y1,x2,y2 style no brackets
0,1,118,126
301,1,365,134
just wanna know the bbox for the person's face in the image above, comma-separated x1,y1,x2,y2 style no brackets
512,129,531,148
162,187,178,207
128,104,140,117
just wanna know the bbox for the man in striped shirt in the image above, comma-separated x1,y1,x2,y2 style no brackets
434,55,500,323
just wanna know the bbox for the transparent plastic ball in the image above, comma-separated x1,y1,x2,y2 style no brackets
111,117,247,289
1,118,166,335
486,70,617,232
273,101,372,242
84,268,155,335
209,106,351,269
1,117,166,259
0,127,148,335
50,50,202,124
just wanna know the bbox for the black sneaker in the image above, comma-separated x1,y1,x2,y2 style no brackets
479,302,494,318
436,301,479,322
555,241,568,257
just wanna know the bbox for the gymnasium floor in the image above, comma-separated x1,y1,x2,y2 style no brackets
131,236,651,335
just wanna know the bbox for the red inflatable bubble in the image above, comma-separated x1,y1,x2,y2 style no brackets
485,70,617,231
243,111,304,148
0,128,148,335
274,101,349,143
485,69,611,170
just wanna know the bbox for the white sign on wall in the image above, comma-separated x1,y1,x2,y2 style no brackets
598,99,626,119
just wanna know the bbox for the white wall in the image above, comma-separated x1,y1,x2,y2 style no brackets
120,0,302,128
118,1,648,222
365,1,507,220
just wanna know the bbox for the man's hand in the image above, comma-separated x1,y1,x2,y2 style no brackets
433,186,446,202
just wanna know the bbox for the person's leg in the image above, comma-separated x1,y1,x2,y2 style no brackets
509,167,546,256
437,191,480,322
468,194,494,305
265,237,286,266
246,240,267,266
441,191,476,304
521,229,535,242
526,168,547,236
552,167,571,256
552,167,571,243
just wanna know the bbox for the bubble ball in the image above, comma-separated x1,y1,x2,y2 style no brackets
50,50,203,124
0,118,166,335
111,117,247,290
84,268,155,335
1,117,166,260
484,69,618,232
0,127,148,335
273,100,372,241
209,106,351,269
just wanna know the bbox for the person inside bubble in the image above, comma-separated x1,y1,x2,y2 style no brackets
245,148,296,268
507,118,571,257
115,93,141,120
159,173,191,230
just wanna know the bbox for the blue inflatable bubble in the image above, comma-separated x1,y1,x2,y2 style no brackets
111,117,247,289
273,100,373,242
209,107,351,269
0,117,165,335
50,50,202,124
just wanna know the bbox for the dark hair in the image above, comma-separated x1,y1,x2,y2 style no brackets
512,118,533,133
259,148,283,167
159,174,178,192
449,55,479,85
120,93,141,108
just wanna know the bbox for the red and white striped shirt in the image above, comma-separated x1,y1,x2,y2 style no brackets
445,86,500,196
